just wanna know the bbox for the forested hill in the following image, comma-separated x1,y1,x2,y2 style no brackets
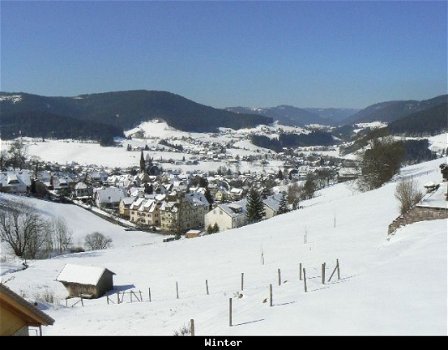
0,90,273,133
0,111,123,145
343,94,447,124
387,102,448,136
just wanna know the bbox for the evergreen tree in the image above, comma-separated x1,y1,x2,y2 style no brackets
140,150,145,172
277,169,284,180
277,192,289,214
212,223,219,233
204,187,213,209
144,183,153,194
30,178,37,194
246,188,265,223
358,137,404,191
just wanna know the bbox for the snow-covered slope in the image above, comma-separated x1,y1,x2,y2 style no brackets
0,193,162,249
1,159,446,335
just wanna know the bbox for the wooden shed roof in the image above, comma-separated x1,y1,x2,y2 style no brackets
56,264,116,286
0,283,55,327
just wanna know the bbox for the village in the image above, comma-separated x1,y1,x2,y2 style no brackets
0,128,360,239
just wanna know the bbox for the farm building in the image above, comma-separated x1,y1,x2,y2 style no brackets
0,284,54,336
56,264,116,299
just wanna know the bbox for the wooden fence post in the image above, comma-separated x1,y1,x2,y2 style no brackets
190,319,195,336
107,295,109,305
116,292,120,304
303,268,307,293
139,290,143,302
148,288,152,302
321,263,326,285
299,263,302,280
278,268,281,286
328,259,341,282
269,284,273,307
176,281,179,299
337,259,340,280
130,291,133,303
80,296,84,307
241,273,244,291
206,280,209,295
229,298,233,327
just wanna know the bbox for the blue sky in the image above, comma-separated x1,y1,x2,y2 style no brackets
1,1,446,108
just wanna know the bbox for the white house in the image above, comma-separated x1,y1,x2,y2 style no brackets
74,181,92,198
204,203,247,232
263,193,283,219
0,171,31,194
93,187,127,209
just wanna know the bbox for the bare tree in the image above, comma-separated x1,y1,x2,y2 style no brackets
84,232,112,250
0,202,48,259
51,217,73,254
287,182,302,209
395,179,423,214
0,150,9,171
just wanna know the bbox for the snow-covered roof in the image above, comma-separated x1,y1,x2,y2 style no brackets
263,193,283,212
417,183,448,209
185,192,209,207
155,194,166,201
120,197,135,206
94,187,127,204
75,182,88,190
56,264,115,286
0,171,31,188
219,202,247,217
130,197,145,210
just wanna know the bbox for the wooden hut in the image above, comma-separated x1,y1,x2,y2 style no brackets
56,264,115,299
0,284,54,336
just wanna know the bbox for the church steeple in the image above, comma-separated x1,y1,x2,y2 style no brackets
140,150,145,172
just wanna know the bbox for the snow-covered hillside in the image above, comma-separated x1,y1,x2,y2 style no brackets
0,193,162,249
1,159,446,335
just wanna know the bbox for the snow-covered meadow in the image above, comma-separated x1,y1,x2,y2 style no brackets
1,158,446,335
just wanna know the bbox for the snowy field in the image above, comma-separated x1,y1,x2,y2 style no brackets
1,138,283,173
428,133,447,153
1,158,446,335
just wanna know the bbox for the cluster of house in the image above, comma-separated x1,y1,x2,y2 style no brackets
0,147,360,235
112,176,284,233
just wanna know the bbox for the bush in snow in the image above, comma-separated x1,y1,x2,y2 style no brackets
84,232,112,250
395,179,423,214
173,324,190,336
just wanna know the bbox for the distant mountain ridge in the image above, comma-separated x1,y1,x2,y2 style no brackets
226,105,329,126
0,90,273,134
303,107,360,122
343,94,447,124
226,105,359,126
